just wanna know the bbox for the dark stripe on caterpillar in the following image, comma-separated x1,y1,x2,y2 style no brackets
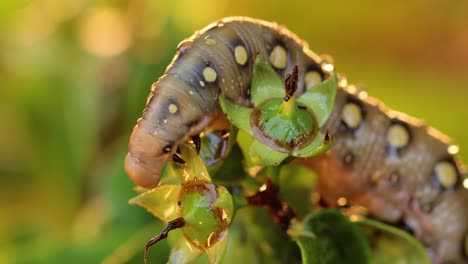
125,17,468,262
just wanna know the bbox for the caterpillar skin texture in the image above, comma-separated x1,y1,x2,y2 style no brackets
125,17,468,262
299,85,468,263
125,17,324,188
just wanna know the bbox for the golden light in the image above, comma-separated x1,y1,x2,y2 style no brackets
463,178,468,189
78,8,131,57
14,2,57,45
447,144,459,155
337,197,348,207
349,214,363,222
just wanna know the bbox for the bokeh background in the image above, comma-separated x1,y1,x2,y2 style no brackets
1,0,467,263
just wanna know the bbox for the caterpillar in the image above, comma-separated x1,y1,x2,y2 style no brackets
124,17,468,262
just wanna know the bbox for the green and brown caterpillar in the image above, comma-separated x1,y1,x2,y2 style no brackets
124,17,468,263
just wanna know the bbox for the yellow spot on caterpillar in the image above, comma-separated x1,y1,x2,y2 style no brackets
234,45,248,65
189,90,194,95
305,71,321,89
387,124,409,148
163,119,168,123
168,103,178,114
435,161,457,188
342,103,362,129
447,144,459,155
199,80,205,87
269,45,287,69
203,67,217,82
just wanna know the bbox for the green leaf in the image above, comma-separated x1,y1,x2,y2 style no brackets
176,144,212,183
180,183,233,263
201,126,245,182
205,230,229,264
357,219,431,264
293,131,331,158
129,185,181,222
235,129,257,170
180,189,222,248
237,128,288,168
254,98,315,148
200,126,238,167
212,186,234,223
168,231,203,264
251,55,285,105
278,163,318,218
209,144,247,183
204,186,234,264
298,74,339,127
250,137,289,166
218,94,252,133
294,210,371,264
223,207,302,264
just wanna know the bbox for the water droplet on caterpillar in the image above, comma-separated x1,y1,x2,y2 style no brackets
447,144,459,155
177,40,194,54
204,35,217,46
322,63,334,72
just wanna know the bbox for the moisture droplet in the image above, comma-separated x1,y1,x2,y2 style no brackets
447,144,459,155
216,21,225,27
204,35,217,46
322,63,334,72
177,40,193,54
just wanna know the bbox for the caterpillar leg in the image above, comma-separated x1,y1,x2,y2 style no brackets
172,153,186,164
192,134,201,154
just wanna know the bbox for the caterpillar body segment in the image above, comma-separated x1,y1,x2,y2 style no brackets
125,17,325,188
300,85,468,262
125,17,468,262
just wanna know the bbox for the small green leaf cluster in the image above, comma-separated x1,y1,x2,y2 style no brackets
219,56,337,167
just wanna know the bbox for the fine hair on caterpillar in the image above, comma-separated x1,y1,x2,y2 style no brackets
125,17,468,263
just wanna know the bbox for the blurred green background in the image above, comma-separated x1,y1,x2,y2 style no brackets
1,0,467,263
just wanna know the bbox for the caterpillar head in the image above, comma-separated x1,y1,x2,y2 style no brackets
124,120,173,188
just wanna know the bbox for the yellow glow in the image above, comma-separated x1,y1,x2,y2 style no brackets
78,8,131,57
171,0,228,31
337,197,348,206
323,63,334,72
463,178,468,189
41,0,85,23
349,214,363,222
15,2,57,45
